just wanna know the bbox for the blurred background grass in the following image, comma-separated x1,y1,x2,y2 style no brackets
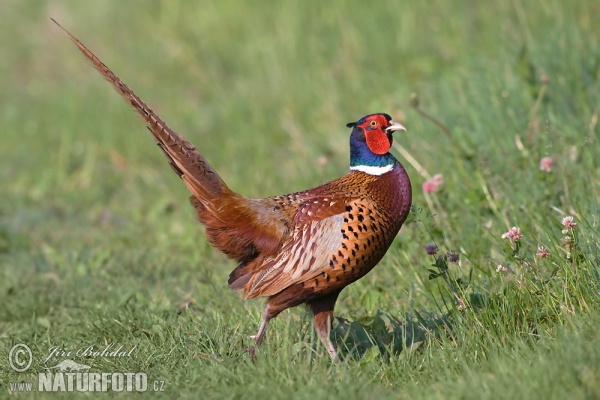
1,0,599,398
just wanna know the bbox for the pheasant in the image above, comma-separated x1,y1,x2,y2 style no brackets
53,20,412,359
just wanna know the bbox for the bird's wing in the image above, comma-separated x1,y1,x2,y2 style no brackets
236,197,352,299
190,194,295,265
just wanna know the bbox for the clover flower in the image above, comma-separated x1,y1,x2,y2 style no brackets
496,264,509,273
539,157,553,172
425,242,439,255
446,250,459,263
536,246,550,259
562,236,576,250
501,226,523,241
422,174,444,193
541,74,550,85
561,216,577,234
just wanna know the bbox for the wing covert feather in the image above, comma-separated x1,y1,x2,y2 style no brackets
239,197,350,298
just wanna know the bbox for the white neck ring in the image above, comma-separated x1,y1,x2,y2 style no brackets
349,164,394,175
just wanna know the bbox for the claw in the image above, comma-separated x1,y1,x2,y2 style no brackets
242,346,257,361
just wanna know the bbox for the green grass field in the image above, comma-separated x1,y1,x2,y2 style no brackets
1,1,599,398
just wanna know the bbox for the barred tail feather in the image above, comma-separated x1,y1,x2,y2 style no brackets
51,18,227,202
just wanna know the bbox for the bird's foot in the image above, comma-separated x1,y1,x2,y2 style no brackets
242,346,257,361
327,341,341,363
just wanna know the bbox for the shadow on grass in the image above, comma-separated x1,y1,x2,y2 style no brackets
331,308,451,362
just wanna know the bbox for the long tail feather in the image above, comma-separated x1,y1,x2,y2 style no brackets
51,18,227,201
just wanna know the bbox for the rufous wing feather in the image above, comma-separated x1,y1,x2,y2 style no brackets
234,197,350,299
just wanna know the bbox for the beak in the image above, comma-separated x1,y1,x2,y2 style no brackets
385,121,407,132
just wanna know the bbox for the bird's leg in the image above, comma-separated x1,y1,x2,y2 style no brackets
315,312,337,360
243,304,272,359
250,303,271,346
308,290,341,361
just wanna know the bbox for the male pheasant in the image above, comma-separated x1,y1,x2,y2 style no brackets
53,20,412,359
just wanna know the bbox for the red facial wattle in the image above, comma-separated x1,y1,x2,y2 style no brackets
365,130,391,155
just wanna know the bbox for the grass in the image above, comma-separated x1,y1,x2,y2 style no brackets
1,0,599,398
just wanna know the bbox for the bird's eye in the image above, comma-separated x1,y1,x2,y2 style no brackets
369,120,378,128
